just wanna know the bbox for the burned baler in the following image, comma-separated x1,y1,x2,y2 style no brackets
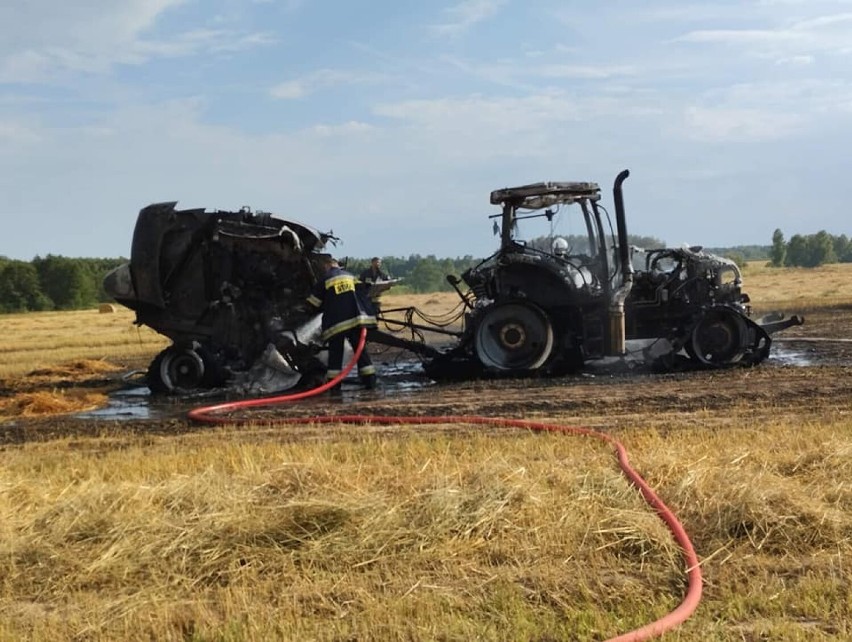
425,170,803,379
104,202,335,393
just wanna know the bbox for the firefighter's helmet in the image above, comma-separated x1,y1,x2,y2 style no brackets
552,237,569,257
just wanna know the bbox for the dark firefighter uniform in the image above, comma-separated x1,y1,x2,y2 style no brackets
359,259,389,314
307,263,378,387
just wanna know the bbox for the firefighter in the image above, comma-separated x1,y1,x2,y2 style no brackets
359,256,390,314
552,237,570,257
307,255,378,390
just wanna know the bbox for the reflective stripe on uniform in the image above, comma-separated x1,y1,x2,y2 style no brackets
326,274,356,294
359,364,376,376
307,294,322,308
320,314,376,341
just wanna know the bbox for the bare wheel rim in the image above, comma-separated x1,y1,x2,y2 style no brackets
160,348,206,391
690,309,746,366
474,302,554,370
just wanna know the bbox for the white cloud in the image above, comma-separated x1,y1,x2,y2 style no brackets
0,1,273,82
270,69,388,100
630,4,752,23
371,71,669,128
793,12,852,30
696,78,852,124
211,31,277,52
270,80,307,99
680,106,804,143
0,120,42,145
373,94,584,131
309,121,375,137
674,10,852,57
369,92,669,168
429,0,506,37
437,55,643,93
0,51,55,83
775,54,815,66
0,0,183,49
537,64,639,80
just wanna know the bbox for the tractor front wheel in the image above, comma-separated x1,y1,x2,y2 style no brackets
690,308,747,367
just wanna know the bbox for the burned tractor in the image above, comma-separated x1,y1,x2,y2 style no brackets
103,202,336,394
423,170,803,377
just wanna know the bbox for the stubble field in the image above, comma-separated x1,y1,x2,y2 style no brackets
0,262,851,641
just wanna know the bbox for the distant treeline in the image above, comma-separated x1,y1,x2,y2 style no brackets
711,231,852,269
769,229,852,268
0,255,127,314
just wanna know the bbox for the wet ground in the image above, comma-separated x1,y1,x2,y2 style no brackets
71,357,435,422
66,336,848,423
2,307,851,443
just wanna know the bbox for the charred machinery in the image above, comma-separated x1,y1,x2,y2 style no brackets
423,170,802,377
105,171,803,395
103,202,337,394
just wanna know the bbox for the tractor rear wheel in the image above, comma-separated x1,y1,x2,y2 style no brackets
474,302,554,371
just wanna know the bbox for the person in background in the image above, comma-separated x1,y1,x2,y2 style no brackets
307,255,378,390
359,256,390,314
552,237,570,257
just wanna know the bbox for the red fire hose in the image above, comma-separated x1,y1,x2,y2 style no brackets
188,327,702,641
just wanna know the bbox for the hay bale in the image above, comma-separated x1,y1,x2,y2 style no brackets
98,303,117,313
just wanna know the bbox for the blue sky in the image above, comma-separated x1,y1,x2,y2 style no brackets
2,0,851,261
